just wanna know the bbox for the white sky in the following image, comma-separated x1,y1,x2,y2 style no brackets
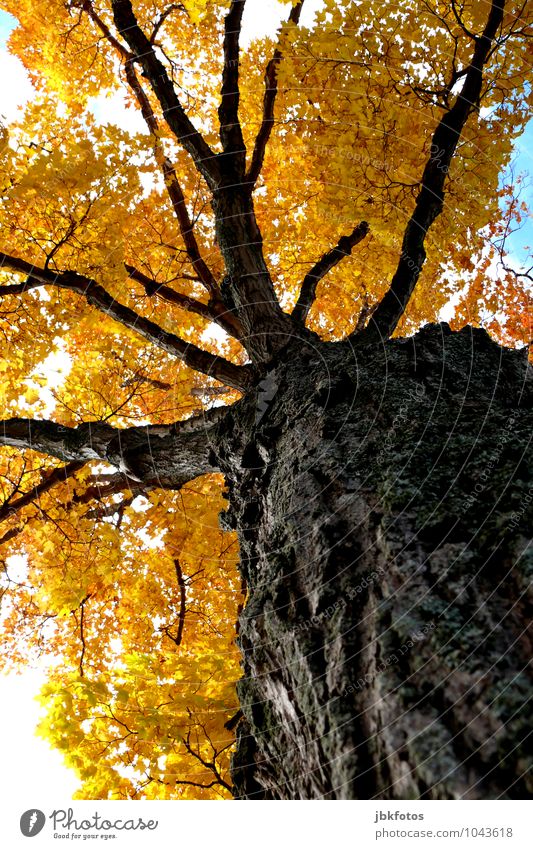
0,49,32,123
0,669,81,804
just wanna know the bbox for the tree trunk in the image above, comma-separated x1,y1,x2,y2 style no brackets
214,323,532,800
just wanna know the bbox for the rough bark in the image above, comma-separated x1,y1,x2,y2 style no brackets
213,186,292,364
0,409,225,489
213,323,532,799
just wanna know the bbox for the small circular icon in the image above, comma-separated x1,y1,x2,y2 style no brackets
20,810,46,837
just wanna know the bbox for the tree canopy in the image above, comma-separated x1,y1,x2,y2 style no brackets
0,0,531,798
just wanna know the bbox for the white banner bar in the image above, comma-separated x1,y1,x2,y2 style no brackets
3,800,532,849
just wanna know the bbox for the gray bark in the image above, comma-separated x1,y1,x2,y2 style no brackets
0,409,225,489
213,323,532,799
213,186,293,364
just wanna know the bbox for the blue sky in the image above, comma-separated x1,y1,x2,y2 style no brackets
501,118,533,260
0,9,15,46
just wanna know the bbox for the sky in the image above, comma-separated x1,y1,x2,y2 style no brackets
0,669,81,804
0,0,531,805
501,118,533,261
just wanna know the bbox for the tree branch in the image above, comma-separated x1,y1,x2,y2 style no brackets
110,0,221,187
124,265,242,339
89,0,286,364
364,0,506,341
246,1,305,187
0,409,228,490
75,593,91,678
0,261,240,338
79,0,222,298
76,473,146,504
292,222,369,325
174,557,187,646
0,253,250,391
182,726,233,793
161,558,187,646
125,264,213,317
218,0,246,168
0,524,24,548
122,59,220,295
84,494,135,522
0,460,86,524
78,0,130,57
150,4,184,44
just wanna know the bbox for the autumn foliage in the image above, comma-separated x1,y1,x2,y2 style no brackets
0,0,531,798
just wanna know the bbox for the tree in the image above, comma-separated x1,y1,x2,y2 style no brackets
0,0,531,799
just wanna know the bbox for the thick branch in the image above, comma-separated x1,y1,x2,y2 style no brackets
0,409,228,490
84,494,135,522
218,0,246,168
0,276,46,297
292,222,369,326
80,0,221,297
0,524,24,548
0,253,250,390
19,473,145,522
174,557,186,646
124,265,241,339
246,1,305,187
0,261,238,337
122,60,220,295
84,0,284,363
211,186,293,364
365,0,505,341
111,0,220,187
125,264,213,317
76,474,146,503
